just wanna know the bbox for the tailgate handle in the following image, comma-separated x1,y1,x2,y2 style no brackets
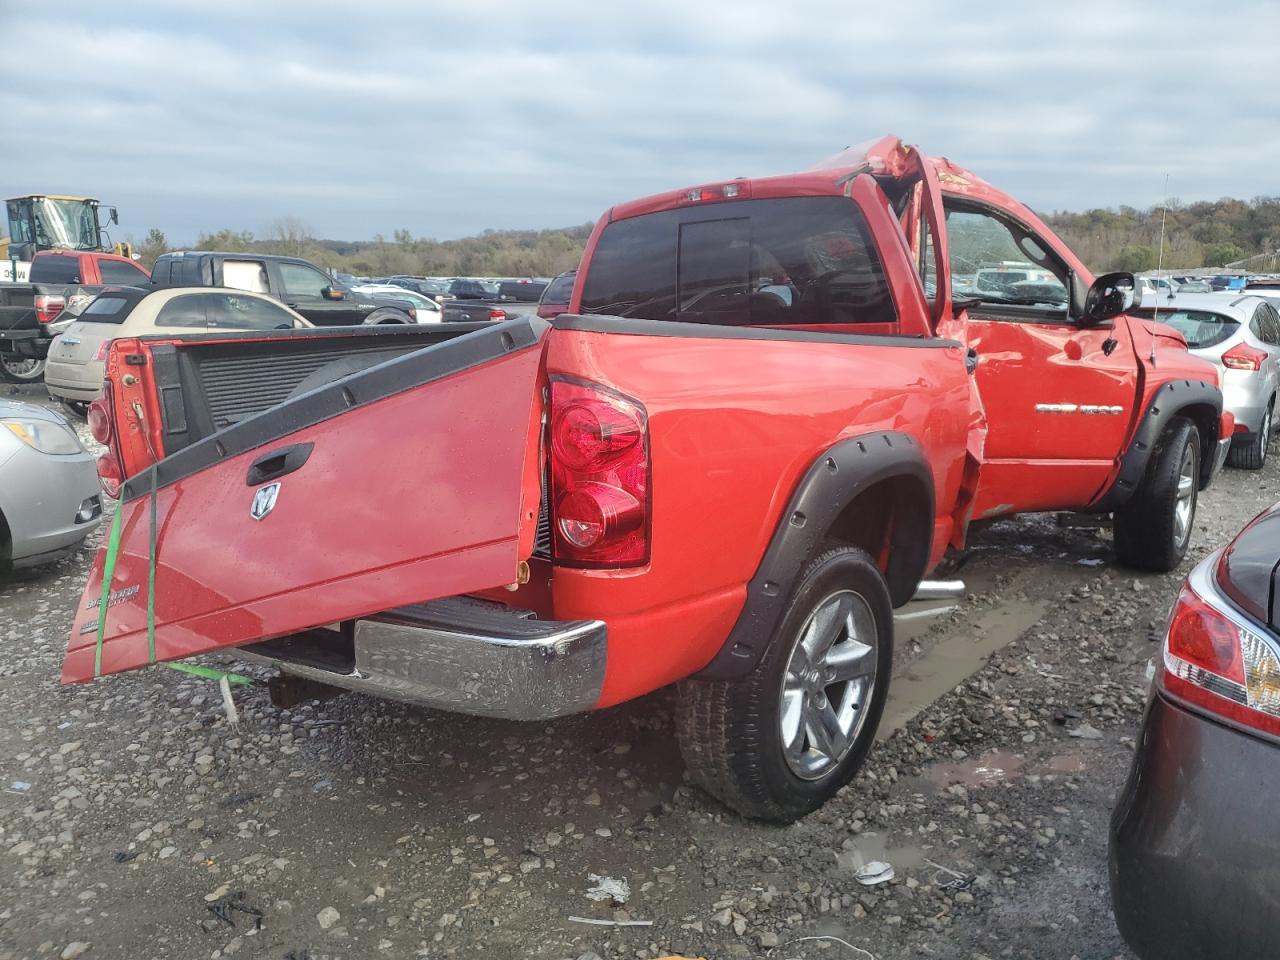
246,442,314,486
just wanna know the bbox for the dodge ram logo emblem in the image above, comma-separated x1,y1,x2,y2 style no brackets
250,482,281,521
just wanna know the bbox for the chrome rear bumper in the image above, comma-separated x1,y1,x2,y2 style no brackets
233,597,607,721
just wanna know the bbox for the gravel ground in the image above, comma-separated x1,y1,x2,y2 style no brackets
2,381,1276,960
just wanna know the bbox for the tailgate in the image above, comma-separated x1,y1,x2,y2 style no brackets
65,318,549,682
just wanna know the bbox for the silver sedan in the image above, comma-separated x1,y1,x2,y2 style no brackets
0,399,103,576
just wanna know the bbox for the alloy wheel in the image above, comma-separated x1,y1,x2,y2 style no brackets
779,589,878,780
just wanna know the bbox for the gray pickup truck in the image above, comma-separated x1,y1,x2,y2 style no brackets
0,250,151,382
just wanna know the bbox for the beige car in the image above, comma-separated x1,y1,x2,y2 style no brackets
45,287,311,410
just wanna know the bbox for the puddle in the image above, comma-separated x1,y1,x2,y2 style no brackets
923,745,1093,789
880,592,1049,738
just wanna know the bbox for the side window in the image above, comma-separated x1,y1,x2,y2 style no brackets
222,260,269,293
277,263,331,298
150,260,171,284
154,293,209,329
945,205,1068,315
208,293,299,330
1258,303,1280,345
98,258,149,285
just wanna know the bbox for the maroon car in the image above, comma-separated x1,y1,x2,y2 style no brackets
536,269,575,319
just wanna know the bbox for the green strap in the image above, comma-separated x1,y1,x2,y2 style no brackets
93,506,125,678
162,662,254,686
147,467,158,664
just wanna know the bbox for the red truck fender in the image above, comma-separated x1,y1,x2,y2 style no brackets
1089,378,1225,512
695,430,935,681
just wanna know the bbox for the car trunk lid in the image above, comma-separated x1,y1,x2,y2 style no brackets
64,318,549,683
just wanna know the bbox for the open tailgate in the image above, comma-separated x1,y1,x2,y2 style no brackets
64,319,548,683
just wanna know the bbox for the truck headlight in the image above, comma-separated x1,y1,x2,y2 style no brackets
2,418,85,456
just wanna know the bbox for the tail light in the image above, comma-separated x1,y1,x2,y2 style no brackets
86,398,112,445
94,341,111,362
1161,560,1280,737
488,308,507,321
90,382,124,499
35,294,65,324
1222,343,1267,371
547,377,649,567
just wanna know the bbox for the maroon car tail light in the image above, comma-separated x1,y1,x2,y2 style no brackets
1162,560,1280,737
35,294,66,324
548,377,649,567
1222,343,1267,371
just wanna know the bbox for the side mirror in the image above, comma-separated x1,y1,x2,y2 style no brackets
322,286,346,301
1081,271,1136,325
108,207,119,226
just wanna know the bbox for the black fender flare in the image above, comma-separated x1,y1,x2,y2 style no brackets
695,431,934,681
1090,379,1223,512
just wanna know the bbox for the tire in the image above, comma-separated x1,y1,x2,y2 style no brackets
1113,416,1200,573
676,546,893,823
0,354,46,383
1226,399,1272,470
61,399,90,420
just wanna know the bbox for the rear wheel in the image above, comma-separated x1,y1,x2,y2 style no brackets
675,546,892,822
1226,399,1272,470
1114,417,1199,572
0,354,45,383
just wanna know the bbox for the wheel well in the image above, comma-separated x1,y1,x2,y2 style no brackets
1177,401,1221,485
824,474,932,607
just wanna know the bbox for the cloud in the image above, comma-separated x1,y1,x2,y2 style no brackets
0,0,1275,243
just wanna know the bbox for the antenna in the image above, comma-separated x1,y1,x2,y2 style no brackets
1150,173,1170,367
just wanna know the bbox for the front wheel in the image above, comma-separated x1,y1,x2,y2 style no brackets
0,354,45,383
1114,417,1199,572
676,546,893,822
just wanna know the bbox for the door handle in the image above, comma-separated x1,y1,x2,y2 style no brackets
246,442,314,486
965,347,979,375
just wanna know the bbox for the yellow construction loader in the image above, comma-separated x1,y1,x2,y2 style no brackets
0,195,133,263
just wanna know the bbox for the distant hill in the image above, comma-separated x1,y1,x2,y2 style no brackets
133,195,1280,277
1042,196,1280,273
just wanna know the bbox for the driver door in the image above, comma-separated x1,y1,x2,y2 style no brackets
945,200,1139,516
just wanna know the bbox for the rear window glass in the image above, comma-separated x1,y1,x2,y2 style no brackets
1141,309,1240,349
98,259,149,285
78,295,132,323
542,272,576,305
579,197,897,329
30,255,81,283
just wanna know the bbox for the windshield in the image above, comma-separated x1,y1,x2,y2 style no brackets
7,198,100,250
1138,309,1240,349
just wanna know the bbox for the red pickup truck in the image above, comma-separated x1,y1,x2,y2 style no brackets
65,137,1230,821
0,250,151,382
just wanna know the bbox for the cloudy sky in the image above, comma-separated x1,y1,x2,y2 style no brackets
1,0,1275,244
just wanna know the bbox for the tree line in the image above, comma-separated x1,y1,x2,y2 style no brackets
133,195,1280,278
